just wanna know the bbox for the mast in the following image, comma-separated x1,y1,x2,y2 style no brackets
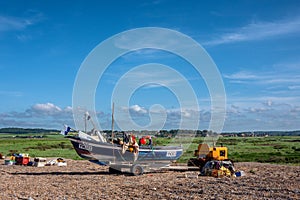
84,112,87,133
111,102,115,141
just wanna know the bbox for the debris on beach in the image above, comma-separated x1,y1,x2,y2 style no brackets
45,158,67,167
3,154,67,167
4,153,29,165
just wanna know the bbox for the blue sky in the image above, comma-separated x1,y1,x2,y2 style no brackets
0,0,300,132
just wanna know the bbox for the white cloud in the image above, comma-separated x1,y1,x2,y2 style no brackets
204,16,300,46
223,100,300,131
273,62,300,71
288,85,300,90
246,107,270,113
121,104,148,115
114,27,198,53
224,68,300,86
291,106,300,112
0,13,44,41
0,100,299,132
223,71,259,80
16,34,32,41
0,13,43,32
117,99,300,131
64,106,73,112
0,103,73,129
166,108,201,119
116,65,188,88
266,100,273,107
129,104,148,114
0,16,29,31
31,103,62,113
227,104,240,114
120,49,174,61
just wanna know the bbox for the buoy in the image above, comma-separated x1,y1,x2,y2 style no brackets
140,138,147,145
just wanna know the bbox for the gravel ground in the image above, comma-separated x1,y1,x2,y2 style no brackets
0,160,299,200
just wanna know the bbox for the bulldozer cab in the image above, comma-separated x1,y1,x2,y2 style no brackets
208,146,228,161
194,143,228,161
188,143,230,169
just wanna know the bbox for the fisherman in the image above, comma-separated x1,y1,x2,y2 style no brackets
129,134,139,161
122,132,139,159
148,136,152,148
129,134,139,152
123,132,129,144
129,133,136,145
122,132,130,154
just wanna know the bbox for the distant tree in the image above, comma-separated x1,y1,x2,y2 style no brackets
0,127,58,134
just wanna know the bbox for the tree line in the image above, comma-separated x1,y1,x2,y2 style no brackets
1,127,299,136
0,128,57,134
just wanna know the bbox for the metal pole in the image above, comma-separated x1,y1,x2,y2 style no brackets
111,102,115,141
84,113,87,133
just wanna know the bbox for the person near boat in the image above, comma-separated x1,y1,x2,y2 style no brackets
122,132,139,156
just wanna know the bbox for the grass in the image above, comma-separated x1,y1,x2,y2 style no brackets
216,136,300,164
154,136,300,164
0,133,81,160
0,133,299,165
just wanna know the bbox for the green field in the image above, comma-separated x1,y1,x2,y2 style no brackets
218,136,300,164
175,136,300,164
0,133,81,160
0,133,299,164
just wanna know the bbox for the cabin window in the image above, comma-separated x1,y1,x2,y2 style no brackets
220,150,225,157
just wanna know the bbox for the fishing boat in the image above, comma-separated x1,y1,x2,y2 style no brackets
64,111,183,175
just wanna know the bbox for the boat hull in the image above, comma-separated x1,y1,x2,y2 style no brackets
68,136,183,165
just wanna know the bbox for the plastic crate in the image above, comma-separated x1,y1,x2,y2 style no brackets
16,157,30,165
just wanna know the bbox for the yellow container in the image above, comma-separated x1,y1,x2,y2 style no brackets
128,147,134,152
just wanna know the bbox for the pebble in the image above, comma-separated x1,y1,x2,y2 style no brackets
0,160,299,199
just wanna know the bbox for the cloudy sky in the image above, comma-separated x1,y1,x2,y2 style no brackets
0,0,300,132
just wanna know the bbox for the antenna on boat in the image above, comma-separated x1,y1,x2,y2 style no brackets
84,111,96,133
111,102,115,141
84,112,87,133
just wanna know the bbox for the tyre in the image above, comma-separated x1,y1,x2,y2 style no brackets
131,164,144,176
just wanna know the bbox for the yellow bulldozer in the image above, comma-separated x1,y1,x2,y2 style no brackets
187,143,233,171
